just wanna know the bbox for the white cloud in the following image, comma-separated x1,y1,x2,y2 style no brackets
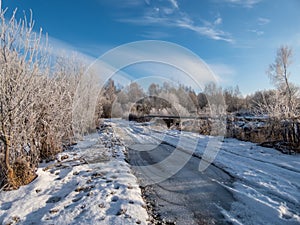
100,0,148,8
169,0,179,9
258,17,270,25
141,31,171,39
176,18,233,43
47,36,96,63
116,1,233,43
214,17,222,25
88,41,222,92
221,0,262,8
248,29,264,36
119,11,233,43
122,0,144,7
163,7,175,15
208,63,236,84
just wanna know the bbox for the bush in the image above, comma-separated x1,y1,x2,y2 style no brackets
0,5,86,190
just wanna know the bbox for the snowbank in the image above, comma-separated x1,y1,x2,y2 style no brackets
117,121,300,225
0,126,149,225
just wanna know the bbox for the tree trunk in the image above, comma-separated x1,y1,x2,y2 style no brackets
3,129,12,172
283,64,292,112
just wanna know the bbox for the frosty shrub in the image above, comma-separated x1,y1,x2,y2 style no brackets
0,4,86,190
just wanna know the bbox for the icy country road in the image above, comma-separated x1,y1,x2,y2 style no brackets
128,142,234,224
112,119,300,225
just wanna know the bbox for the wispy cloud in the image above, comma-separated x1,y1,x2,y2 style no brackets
47,36,96,63
121,14,233,43
242,17,269,37
220,0,262,8
257,17,270,25
176,16,233,42
214,17,222,25
117,2,233,43
169,0,179,9
248,29,264,36
208,63,237,84
117,0,145,7
141,31,171,39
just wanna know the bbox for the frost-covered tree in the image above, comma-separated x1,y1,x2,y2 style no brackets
100,79,117,118
204,82,225,114
267,45,299,116
148,83,160,96
127,82,144,103
0,4,86,189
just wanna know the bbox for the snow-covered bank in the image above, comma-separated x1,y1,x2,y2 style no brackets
0,125,149,225
115,120,300,225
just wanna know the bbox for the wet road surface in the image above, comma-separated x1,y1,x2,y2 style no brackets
128,143,235,225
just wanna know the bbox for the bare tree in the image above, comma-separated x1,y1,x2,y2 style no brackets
224,85,243,113
204,82,226,115
267,45,298,116
127,82,144,103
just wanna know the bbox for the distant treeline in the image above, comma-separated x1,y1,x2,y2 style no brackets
100,79,300,119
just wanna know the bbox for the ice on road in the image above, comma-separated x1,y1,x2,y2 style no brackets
114,120,300,225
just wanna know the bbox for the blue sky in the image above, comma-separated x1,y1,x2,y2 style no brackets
2,0,300,94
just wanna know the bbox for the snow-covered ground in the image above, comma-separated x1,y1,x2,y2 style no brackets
0,124,149,225
1,119,299,225
114,120,300,225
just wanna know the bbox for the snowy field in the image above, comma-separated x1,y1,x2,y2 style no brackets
0,125,148,225
1,119,299,225
115,120,300,225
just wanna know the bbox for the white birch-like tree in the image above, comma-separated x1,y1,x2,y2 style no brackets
267,45,299,117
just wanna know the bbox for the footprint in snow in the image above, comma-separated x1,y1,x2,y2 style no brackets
1,202,12,210
111,196,119,202
46,196,62,203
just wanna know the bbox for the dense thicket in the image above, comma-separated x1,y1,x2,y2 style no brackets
0,6,86,189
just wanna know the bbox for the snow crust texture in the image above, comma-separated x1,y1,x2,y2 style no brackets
116,120,300,225
0,124,149,225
